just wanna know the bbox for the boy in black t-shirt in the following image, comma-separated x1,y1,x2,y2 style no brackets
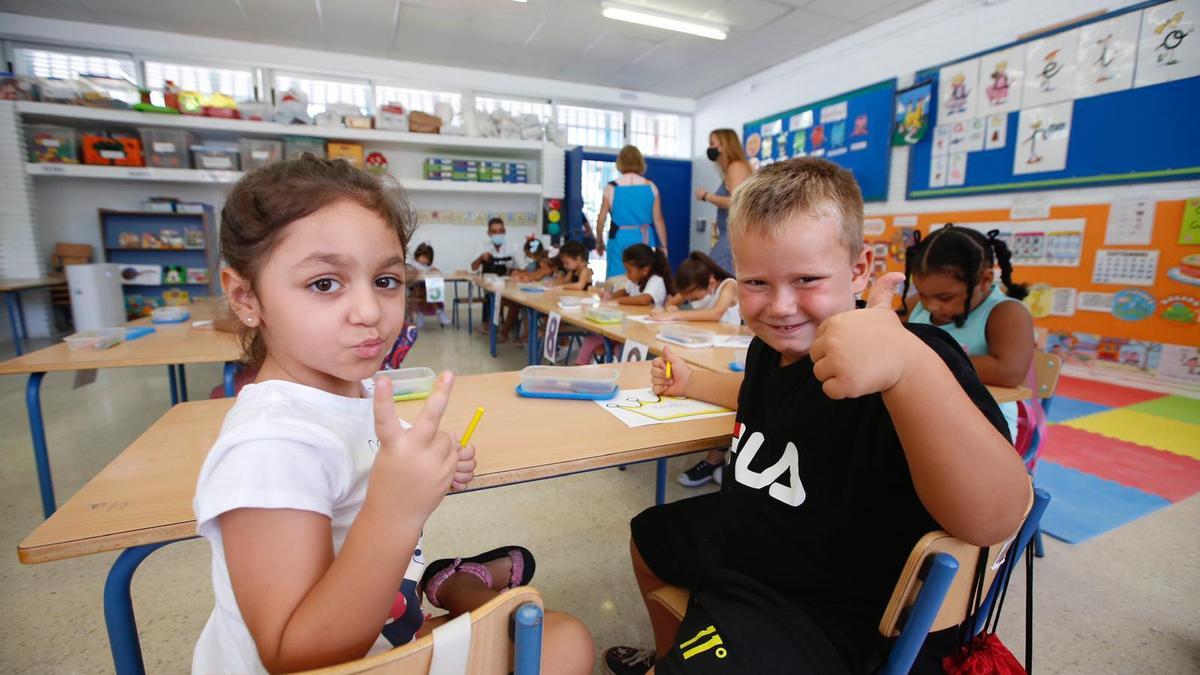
604,159,1031,675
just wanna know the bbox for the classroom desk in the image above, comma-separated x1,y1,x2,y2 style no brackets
0,277,68,356
18,362,733,675
0,302,242,518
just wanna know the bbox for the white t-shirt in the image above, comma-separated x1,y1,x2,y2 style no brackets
192,379,423,674
475,239,522,272
626,274,668,307
690,278,742,325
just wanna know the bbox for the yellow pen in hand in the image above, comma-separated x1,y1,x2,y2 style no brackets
665,360,672,380
460,407,486,447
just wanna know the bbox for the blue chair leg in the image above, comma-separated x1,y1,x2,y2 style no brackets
513,602,544,675
1033,527,1045,558
177,364,188,402
880,552,959,675
105,540,184,675
223,362,237,398
603,338,614,363
489,294,497,358
167,366,178,406
26,372,55,518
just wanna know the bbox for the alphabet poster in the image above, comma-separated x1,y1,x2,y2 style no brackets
1023,29,1081,107
978,45,1025,114
937,58,981,125
1077,11,1140,97
1136,0,1200,86
1013,102,1073,175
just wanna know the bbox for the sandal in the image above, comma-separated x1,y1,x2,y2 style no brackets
420,545,536,609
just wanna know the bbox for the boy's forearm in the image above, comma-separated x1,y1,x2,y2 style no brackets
683,369,742,410
882,343,1031,546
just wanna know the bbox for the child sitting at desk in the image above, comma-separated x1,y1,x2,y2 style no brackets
603,158,1030,675
651,251,740,326
408,242,451,327
497,238,557,344
574,243,672,365
194,158,593,674
552,240,593,291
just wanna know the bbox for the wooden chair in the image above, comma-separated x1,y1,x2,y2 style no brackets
646,489,1051,675
299,587,544,675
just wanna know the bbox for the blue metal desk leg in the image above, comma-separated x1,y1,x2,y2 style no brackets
6,291,24,356
223,362,237,398
26,372,55,518
603,338,614,364
166,366,179,406
489,293,497,358
527,307,539,365
467,283,474,334
177,364,188,402
513,603,544,675
655,459,667,505
105,540,181,675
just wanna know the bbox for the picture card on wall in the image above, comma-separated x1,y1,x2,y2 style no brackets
984,113,1008,150
1077,291,1115,312
929,154,949,187
1156,344,1200,385
932,124,951,156
964,116,987,151
948,152,969,186
978,45,1026,114
1092,249,1160,286
1136,0,1200,87
1105,194,1157,245
1023,29,1081,107
1076,10,1140,97
1013,102,1073,175
937,58,981,125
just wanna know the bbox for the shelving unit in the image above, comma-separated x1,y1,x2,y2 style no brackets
99,209,219,318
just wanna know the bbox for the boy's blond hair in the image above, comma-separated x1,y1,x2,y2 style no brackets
728,158,864,259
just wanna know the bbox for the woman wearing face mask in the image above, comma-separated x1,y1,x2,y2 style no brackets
697,128,752,275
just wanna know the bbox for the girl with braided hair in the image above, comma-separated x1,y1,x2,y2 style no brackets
898,224,1034,443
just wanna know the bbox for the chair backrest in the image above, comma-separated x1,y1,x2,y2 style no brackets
300,587,543,675
1032,352,1063,400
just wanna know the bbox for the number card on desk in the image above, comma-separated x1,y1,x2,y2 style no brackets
1092,249,1160,286
424,277,445,303
544,312,561,363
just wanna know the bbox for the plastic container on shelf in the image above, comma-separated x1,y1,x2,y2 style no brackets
239,138,283,170
283,136,326,160
25,125,79,163
151,306,191,323
658,324,716,349
519,365,620,396
82,134,144,166
375,367,436,400
139,128,192,168
585,307,624,324
191,144,240,171
63,328,125,351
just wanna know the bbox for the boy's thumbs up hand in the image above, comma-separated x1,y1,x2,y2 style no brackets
810,273,920,400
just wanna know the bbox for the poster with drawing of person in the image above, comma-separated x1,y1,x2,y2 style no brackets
977,45,1025,114
1023,29,1081,107
1013,102,1074,175
1077,11,1140,97
1135,0,1200,87
936,58,981,125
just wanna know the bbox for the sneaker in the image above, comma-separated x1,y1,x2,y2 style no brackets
677,459,719,487
413,312,425,329
603,646,655,675
713,464,723,486
437,310,452,326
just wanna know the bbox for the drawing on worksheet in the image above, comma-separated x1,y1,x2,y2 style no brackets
596,389,733,428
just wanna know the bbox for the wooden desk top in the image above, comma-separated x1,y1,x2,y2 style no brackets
0,277,68,292
0,302,242,376
18,362,732,564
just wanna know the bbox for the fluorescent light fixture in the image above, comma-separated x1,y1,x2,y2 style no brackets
601,3,727,40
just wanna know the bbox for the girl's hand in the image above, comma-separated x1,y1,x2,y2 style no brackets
451,443,476,491
366,372,458,524
649,307,676,320
650,346,691,397
599,289,613,301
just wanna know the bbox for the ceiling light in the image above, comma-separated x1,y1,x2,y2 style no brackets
601,3,727,40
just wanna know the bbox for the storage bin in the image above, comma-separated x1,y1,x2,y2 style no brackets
63,328,124,351
151,306,191,323
239,138,282,170
190,144,240,171
283,136,326,160
519,365,620,396
25,125,78,163
327,142,364,168
139,128,192,168
585,307,624,324
658,324,716,348
82,134,144,166
376,367,436,400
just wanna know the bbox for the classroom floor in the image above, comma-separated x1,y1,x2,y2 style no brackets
0,324,1197,674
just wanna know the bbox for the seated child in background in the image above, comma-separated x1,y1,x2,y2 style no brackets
603,158,1030,675
552,240,594,291
575,244,673,365
408,242,451,327
498,238,558,344
194,158,593,674
651,251,740,325
898,224,1034,443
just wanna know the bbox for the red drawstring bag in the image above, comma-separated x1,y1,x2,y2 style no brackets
942,540,1035,674
943,633,1025,675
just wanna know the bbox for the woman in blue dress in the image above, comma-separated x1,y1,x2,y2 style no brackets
696,128,752,276
595,145,668,280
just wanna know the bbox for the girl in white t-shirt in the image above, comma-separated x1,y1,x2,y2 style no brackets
193,158,593,674
651,251,740,326
575,244,672,365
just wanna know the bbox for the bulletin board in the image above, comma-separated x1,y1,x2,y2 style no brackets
741,79,896,201
907,0,1200,199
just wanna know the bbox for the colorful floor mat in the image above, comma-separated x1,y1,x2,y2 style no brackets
1036,377,1200,544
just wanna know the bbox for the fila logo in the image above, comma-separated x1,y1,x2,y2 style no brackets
728,423,807,507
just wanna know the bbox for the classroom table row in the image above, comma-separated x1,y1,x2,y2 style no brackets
0,276,67,357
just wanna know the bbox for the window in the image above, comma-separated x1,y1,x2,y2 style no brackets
143,60,258,104
475,95,553,122
631,110,688,158
274,72,370,116
556,103,624,149
374,84,460,117
12,45,140,104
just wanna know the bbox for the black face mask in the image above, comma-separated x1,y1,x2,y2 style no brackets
706,146,720,161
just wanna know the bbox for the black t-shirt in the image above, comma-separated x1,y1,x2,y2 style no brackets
719,323,1008,663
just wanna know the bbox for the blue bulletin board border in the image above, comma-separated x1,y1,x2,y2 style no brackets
742,79,897,201
907,0,1200,199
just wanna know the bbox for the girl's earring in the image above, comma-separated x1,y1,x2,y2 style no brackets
244,316,256,327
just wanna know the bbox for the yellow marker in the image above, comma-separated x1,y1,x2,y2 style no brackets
460,407,486,447
666,361,672,380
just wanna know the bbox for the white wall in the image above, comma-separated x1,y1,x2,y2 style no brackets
688,0,1200,253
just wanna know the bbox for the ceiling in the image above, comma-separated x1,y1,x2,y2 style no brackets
0,0,930,98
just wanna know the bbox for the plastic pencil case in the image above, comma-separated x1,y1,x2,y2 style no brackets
151,306,191,323
518,365,620,396
376,367,436,400
658,324,715,349
585,307,624,324
63,328,124,351
519,285,546,293
558,296,583,310
731,348,748,371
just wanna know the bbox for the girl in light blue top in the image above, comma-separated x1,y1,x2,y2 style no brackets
900,225,1034,443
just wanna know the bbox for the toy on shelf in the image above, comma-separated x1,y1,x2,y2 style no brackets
25,125,79,163
118,232,140,248
120,264,162,285
163,80,181,111
184,228,205,249
365,151,388,176
187,267,209,284
141,232,163,249
276,88,312,125
163,265,186,285
327,142,365,168
162,288,190,305
160,229,184,249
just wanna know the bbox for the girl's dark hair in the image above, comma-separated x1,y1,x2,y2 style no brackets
413,242,434,262
559,240,587,260
675,251,732,293
622,244,676,295
525,238,548,261
898,223,1028,327
220,157,415,366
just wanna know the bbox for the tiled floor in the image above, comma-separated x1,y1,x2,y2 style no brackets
0,327,1197,674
